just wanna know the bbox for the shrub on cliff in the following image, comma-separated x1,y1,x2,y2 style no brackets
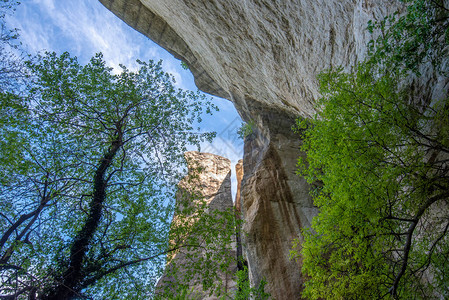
292,0,449,299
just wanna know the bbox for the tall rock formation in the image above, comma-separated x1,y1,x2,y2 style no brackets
99,1,448,299
156,151,237,299
234,159,243,215
234,159,244,272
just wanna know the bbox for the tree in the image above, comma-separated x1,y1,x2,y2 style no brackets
0,0,27,169
366,0,449,75
0,51,218,299
291,0,449,299
0,0,27,94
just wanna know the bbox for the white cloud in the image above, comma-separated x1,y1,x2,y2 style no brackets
7,0,202,85
162,60,186,89
50,1,142,67
32,0,55,11
15,25,52,54
9,0,161,71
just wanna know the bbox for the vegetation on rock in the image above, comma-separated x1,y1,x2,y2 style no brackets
234,265,270,300
237,120,255,140
292,0,449,299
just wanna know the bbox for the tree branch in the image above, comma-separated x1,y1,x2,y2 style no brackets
390,191,449,297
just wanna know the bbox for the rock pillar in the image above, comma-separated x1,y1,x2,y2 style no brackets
156,151,237,299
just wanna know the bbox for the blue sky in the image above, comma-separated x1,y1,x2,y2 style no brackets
6,0,243,196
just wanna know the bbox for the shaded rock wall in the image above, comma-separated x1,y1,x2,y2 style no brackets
240,104,315,298
98,1,448,299
234,159,244,272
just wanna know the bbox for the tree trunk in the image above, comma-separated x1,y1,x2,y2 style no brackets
42,140,121,300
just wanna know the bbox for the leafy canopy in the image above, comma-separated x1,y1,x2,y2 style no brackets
0,50,218,299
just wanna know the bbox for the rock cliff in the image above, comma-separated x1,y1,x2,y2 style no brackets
98,0,398,118
98,1,447,298
156,151,237,299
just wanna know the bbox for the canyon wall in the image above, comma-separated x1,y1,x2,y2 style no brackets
98,1,446,298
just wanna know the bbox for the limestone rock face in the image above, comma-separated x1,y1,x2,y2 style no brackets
180,151,233,210
98,1,448,298
234,159,243,214
240,107,315,299
99,0,399,119
156,151,237,299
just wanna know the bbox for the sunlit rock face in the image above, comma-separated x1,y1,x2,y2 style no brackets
180,151,233,210
156,151,236,299
98,0,430,298
234,159,243,214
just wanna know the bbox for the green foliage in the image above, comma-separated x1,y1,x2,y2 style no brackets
180,60,189,70
237,120,255,139
296,65,449,299
158,207,241,299
234,265,270,300
0,50,219,299
294,1,449,299
367,0,449,74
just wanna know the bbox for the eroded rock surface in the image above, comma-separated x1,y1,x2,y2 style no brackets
240,106,314,299
156,151,237,299
98,1,448,299
234,159,243,214
99,0,399,119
